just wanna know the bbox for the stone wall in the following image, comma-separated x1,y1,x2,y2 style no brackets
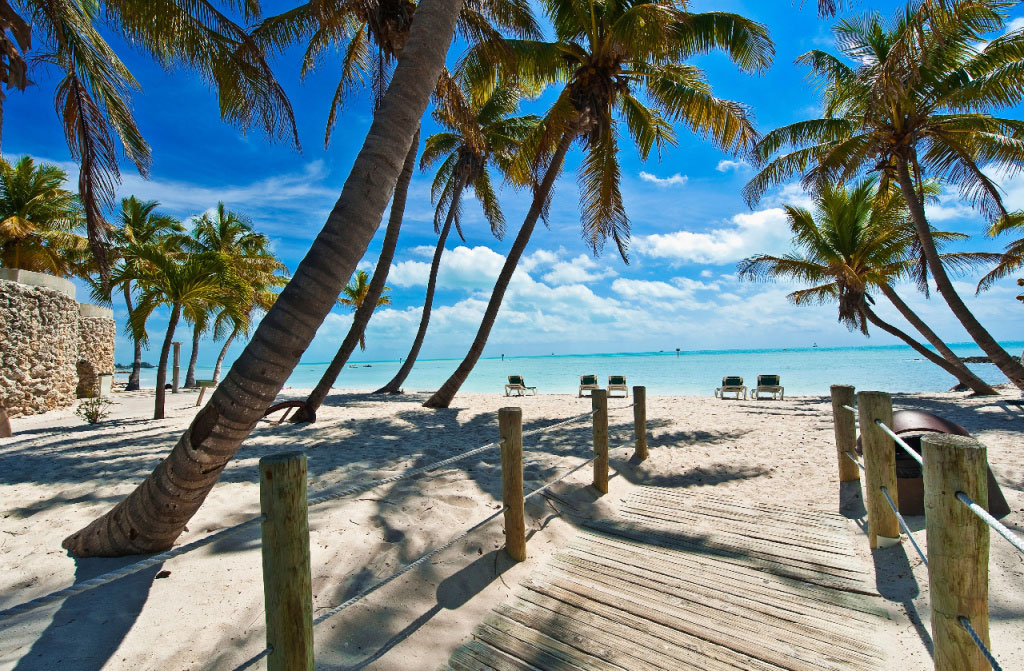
77,307,115,397
0,279,80,417
0,271,117,417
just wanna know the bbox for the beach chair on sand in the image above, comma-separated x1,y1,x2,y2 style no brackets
608,375,628,397
752,374,784,400
505,375,537,396
714,376,746,400
579,374,600,397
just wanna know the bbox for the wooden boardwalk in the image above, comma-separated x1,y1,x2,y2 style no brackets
445,486,892,671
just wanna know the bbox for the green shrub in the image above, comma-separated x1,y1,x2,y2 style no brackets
76,397,113,425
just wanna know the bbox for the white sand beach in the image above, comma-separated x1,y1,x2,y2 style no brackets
0,387,1022,670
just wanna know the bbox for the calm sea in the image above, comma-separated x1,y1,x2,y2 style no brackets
130,341,1023,397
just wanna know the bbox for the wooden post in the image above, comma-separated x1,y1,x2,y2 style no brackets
923,434,990,671
633,386,648,461
172,342,181,393
857,391,900,548
831,385,860,482
259,452,314,671
592,389,609,494
499,407,526,562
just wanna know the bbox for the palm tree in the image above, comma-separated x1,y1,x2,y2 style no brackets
743,1,1024,388
63,0,464,557
6,0,297,284
375,79,540,395
253,0,541,421
0,156,87,276
210,275,286,384
109,197,185,391
0,7,30,150
124,247,225,419
422,0,773,408
339,270,392,348
978,216,1024,294
739,179,998,394
181,203,285,387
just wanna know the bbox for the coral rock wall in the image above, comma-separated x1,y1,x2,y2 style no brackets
0,276,116,417
0,279,79,417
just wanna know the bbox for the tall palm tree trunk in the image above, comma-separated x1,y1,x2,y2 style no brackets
375,176,463,394
294,127,419,422
211,330,236,384
123,282,143,391
861,302,992,389
423,128,577,408
154,304,181,420
62,0,464,557
896,161,1024,388
185,323,201,387
878,283,997,395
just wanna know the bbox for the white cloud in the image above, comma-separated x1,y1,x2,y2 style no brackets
715,160,749,173
541,254,618,285
520,248,562,273
700,269,714,278
639,171,688,187
1006,17,1024,33
387,245,507,290
631,207,792,265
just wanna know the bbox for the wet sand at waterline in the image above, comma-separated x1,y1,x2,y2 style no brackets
0,387,1022,670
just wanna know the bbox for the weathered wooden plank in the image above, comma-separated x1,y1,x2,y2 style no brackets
537,567,879,670
550,550,880,656
445,489,888,671
583,518,875,592
567,534,886,624
513,585,787,671
524,574,861,671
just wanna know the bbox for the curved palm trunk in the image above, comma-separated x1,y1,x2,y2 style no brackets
294,127,419,422
896,161,1024,388
375,177,463,394
62,0,463,557
211,330,237,384
123,283,143,391
878,283,997,395
154,304,182,420
423,128,576,408
861,303,992,389
184,323,201,387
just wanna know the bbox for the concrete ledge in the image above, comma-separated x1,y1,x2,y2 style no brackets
79,303,113,319
0,269,76,299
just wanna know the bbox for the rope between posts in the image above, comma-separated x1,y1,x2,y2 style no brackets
311,449,602,628
956,492,1024,557
841,404,856,414
0,515,264,624
844,450,865,471
311,505,508,627
879,486,927,566
874,420,923,465
306,405,614,508
959,616,1003,671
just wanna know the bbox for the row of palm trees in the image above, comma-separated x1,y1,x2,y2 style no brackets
61,0,1024,557
0,154,287,420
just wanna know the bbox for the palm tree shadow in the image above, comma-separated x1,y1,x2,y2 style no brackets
12,558,163,671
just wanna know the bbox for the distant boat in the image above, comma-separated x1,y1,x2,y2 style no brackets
812,343,819,348
348,365,358,369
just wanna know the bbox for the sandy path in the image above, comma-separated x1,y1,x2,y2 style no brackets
0,387,1021,670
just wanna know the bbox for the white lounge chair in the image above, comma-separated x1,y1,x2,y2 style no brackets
752,374,784,400
714,376,746,400
607,375,628,397
505,375,537,396
579,374,599,397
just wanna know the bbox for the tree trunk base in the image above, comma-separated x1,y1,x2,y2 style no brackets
0,402,11,438
125,382,140,392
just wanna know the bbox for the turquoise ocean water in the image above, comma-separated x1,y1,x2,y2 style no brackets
130,341,1023,397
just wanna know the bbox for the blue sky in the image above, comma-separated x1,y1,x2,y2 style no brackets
6,0,1024,368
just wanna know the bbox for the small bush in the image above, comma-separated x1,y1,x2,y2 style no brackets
76,397,113,425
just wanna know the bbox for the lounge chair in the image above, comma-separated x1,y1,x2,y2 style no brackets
505,375,537,396
579,374,600,397
752,374,784,400
714,376,746,400
607,375,628,397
